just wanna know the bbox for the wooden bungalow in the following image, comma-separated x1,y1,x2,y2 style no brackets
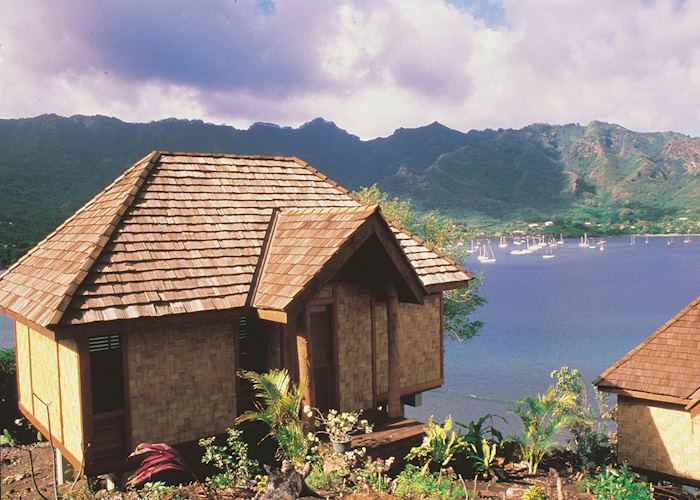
594,296,700,485
0,151,472,476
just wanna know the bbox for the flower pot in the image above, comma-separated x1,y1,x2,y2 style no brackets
331,439,351,453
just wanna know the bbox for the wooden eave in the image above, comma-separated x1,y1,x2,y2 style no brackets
596,386,689,407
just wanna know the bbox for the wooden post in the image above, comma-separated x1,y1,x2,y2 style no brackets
296,308,316,409
386,282,402,418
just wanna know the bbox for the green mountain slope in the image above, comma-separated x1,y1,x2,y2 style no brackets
381,122,700,230
0,115,699,266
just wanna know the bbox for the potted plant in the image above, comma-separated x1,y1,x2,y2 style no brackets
307,407,373,453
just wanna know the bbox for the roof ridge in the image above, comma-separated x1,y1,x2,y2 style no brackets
246,208,280,307
0,151,157,281
158,151,298,161
280,205,378,215
593,294,700,394
49,151,161,325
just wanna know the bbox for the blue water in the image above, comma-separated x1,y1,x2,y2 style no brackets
406,235,700,429
0,314,10,347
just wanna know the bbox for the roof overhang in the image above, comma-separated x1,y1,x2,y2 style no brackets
595,385,690,408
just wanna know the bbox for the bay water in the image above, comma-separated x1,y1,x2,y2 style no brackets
406,235,700,431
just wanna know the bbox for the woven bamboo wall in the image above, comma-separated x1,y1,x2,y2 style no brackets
14,322,83,462
127,319,237,447
28,327,63,443
375,294,442,395
14,322,32,411
58,339,83,462
618,396,700,481
333,285,442,410
335,283,373,410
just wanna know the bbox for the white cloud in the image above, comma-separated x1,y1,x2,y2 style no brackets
0,0,699,138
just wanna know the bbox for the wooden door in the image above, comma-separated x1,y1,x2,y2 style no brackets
309,304,336,411
88,334,128,465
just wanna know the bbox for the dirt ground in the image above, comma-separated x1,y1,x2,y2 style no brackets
1,443,696,499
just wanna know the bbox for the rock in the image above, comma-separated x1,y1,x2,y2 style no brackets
506,487,525,498
257,460,305,500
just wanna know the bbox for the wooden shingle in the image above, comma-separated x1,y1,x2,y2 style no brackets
595,296,700,406
0,152,472,326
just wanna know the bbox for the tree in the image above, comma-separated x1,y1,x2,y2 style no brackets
353,185,485,341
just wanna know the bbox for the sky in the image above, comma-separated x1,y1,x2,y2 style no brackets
1,0,699,139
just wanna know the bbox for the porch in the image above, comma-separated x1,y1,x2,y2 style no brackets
352,416,426,471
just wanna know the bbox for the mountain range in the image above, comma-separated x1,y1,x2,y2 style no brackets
1,114,699,266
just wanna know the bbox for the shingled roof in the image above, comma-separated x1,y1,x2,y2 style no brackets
594,296,700,414
0,152,471,328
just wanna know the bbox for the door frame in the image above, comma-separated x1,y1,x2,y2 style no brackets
307,296,339,411
78,331,132,474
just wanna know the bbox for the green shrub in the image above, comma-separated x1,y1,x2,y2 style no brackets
550,366,615,469
0,348,19,432
457,413,505,445
236,369,309,467
522,485,549,500
304,467,347,494
140,481,181,500
199,428,260,488
509,387,568,474
583,465,653,499
393,464,468,499
405,416,469,473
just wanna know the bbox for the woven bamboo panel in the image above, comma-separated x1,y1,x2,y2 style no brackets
335,284,373,410
58,339,83,462
15,322,32,411
618,397,700,481
374,294,441,394
29,327,62,442
127,319,237,447
398,295,441,388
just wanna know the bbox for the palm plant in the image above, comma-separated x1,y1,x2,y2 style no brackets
236,369,309,467
510,387,568,474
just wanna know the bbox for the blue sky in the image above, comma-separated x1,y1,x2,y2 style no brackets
1,0,699,138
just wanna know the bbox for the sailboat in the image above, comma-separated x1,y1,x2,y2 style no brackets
630,234,636,245
684,233,692,244
645,235,649,246
477,240,496,263
578,233,589,248
498,236,508,248
466,239,476,254
542,245,556,259
588,237,596,249
557,233,565,245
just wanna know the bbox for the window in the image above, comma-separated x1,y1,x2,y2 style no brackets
88,335,124,414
